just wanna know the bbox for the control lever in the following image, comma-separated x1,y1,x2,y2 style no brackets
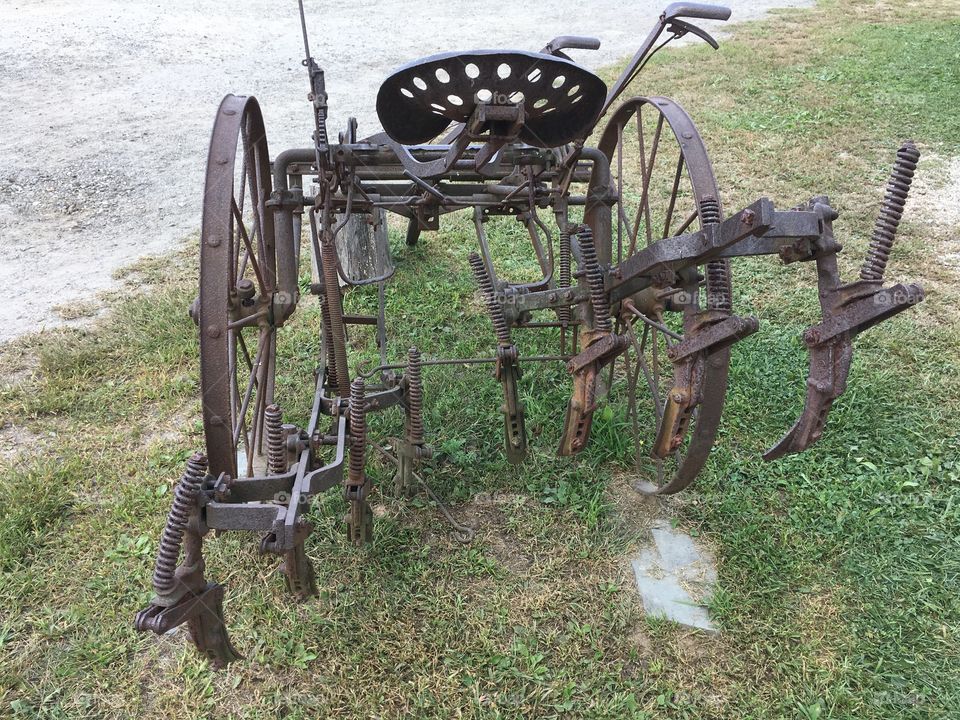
662,2,732,22
541,35,601,58
667,18,720,49
602,3,730,117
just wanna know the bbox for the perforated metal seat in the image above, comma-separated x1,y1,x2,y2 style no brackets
376,50,607,148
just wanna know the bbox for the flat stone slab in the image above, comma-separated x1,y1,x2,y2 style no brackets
631,522,717,631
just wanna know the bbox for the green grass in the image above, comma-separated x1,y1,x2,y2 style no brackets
2,1,959,717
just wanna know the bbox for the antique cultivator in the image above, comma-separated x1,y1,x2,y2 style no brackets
136,3,924,664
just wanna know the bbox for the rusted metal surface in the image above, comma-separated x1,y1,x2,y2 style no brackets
137,2,926,665
469,251,528,463
136,454,242,667
764,152,924,459
198,95,277,481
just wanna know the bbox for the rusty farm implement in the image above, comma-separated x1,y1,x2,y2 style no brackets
135,2,924,665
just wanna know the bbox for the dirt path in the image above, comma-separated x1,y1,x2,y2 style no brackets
0,0,807,342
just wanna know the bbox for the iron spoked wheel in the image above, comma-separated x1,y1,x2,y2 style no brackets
199,95,279,480
594,96,733,494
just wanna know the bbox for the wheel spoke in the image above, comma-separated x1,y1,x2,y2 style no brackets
232,336,265,445
236,330,254,372
631,112,664,255
616,121,625,264
643,114,665,246
651,326,661,414
238,121,249,219
618,204,636,245
227,310,269,330
607,317,623,390
232,197,267,293
624,301,684,341
662,152,685,239
673,208,699,237
632,330,663,422
242,119,268,291
625,328,643,468
228,329,239,420
632,110,646,256
249,328,274,464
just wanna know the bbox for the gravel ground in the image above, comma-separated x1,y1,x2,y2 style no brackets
0,0,808,342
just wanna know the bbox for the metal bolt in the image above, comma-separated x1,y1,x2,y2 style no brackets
237,278,256,300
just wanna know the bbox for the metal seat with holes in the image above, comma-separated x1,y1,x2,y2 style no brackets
376,50,607,147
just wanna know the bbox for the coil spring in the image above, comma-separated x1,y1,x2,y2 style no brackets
320,296,339,391
576,225,611,333
699,198,733,312
348,377,366,484
860,141,920,282
265,404,285,475
316,105,329,147
705,259,733,312
557,230,572,326
699,197,721,226
406,347,424,446
468,252,511,346
321,238,350,395
152,453,207,596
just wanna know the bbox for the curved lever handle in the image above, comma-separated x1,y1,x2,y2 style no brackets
541,35,602,56
663,3,732,21
668,18,720,49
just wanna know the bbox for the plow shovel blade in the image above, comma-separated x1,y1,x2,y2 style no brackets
136,582,242,668
763,337,852,461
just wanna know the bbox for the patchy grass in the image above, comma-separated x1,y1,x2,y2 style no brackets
1,1,959,717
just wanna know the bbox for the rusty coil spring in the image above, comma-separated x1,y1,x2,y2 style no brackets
557,230,572,326
406,347,424,446
700,198,732,312
321,237,350,395
265,404,285,475
152,453,207,596
860,141,920,282
348,377,366,485
576,224,611,332
316,105,329,147
320,296,339,391
699,197,722,226
468,252,511,346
